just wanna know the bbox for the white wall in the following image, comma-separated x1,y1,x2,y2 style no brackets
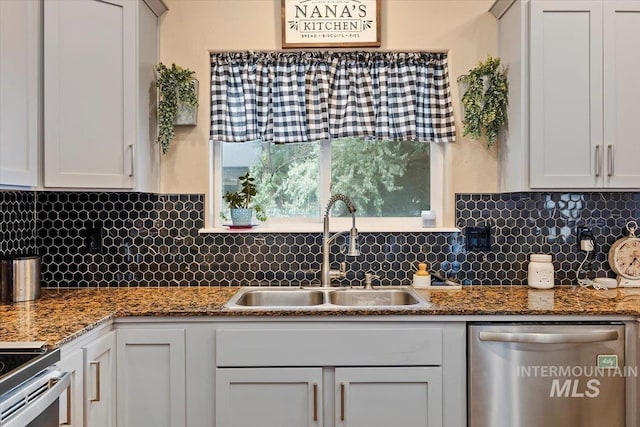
159,0,499,222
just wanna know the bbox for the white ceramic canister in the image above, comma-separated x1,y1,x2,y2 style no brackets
421,210,436,228
527,254,554,289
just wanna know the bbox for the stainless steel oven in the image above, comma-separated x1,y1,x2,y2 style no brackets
0,343,70,427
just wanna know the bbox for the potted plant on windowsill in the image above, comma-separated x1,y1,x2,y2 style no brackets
222,172,267,227
155,62,198,155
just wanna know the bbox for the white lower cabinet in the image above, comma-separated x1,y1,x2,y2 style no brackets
85,331,116,427
115,328,186,427
57,348,84,427
214,322,465,427
215,366,442,427
335,367,442,427
57,319,464,427
216,368,323,427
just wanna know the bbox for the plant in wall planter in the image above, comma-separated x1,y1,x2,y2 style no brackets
155,62,198,154
457,56,508,149
222,172,267,227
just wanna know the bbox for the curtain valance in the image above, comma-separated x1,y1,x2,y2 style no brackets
210,51,456,143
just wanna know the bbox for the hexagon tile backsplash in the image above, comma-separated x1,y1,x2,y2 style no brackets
0,191,37,255
1,191,640,287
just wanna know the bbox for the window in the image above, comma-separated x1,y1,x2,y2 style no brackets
207,51,454,230
209,138,444,230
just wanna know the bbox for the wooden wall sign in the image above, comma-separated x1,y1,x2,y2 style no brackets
281,0,381,48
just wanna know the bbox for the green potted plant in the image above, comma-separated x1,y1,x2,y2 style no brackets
155,62,198,154
457,56,508,148
223,172,267,226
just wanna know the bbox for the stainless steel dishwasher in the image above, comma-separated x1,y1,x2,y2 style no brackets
469,323,626,427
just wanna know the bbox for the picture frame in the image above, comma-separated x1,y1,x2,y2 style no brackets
281,0,381,48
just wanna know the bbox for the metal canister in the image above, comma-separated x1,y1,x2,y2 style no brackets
0,255,41,303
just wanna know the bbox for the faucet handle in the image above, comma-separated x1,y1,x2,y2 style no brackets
329,262,348,281
364,272,380,290
339,262,346,274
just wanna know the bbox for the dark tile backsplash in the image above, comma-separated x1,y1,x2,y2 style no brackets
0,191,37,256
455,192,640,284
35,191,454,287
2,190,639,287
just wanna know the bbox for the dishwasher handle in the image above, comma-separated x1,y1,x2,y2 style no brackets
478,330,619,344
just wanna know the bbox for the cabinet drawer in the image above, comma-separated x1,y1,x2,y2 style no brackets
216,327,442,366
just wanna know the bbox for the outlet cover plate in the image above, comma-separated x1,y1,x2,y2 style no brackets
465,226,491,251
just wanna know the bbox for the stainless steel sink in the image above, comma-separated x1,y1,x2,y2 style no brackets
329,288,421,306
225,286,430,309
234,289,325,307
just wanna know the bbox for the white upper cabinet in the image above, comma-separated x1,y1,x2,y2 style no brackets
44,0,165,190
496,0,640,190
602,1,640,188
0,0,40,187
529,1,603,188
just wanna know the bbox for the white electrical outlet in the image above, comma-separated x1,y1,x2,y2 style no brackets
580,239,594,252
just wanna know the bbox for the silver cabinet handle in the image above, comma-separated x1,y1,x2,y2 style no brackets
340,383,345,421
128,144,135,177
59,383,72,426
607,144,614,177
479,330,619,344
595,145,601,177
313,383,318,421
89,361,101,402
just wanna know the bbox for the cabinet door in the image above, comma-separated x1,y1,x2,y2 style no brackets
335,367,442,427
44,0,135,188
85,331,116,427
0,0,39,186
603,1,640,187
116,329,186,427
530,1,603,188
58,348,84,427
216,368,323,427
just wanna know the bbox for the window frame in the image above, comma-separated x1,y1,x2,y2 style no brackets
205,139,447,232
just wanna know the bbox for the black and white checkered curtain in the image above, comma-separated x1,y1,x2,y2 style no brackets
210,51,456,143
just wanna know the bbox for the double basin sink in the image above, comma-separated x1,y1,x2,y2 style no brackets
225,286,431,309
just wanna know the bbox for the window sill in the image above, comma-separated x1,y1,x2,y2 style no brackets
199,225,460,234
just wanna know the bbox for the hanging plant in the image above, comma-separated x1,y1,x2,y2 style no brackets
457,56,508,148
155,63,198,154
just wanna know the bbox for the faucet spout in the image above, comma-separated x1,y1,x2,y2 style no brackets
321,194,359,287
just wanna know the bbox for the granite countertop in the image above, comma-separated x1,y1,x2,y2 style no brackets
1,285,640,348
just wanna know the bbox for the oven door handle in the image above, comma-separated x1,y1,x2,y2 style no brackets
2,371,71,427
478,330,619,344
